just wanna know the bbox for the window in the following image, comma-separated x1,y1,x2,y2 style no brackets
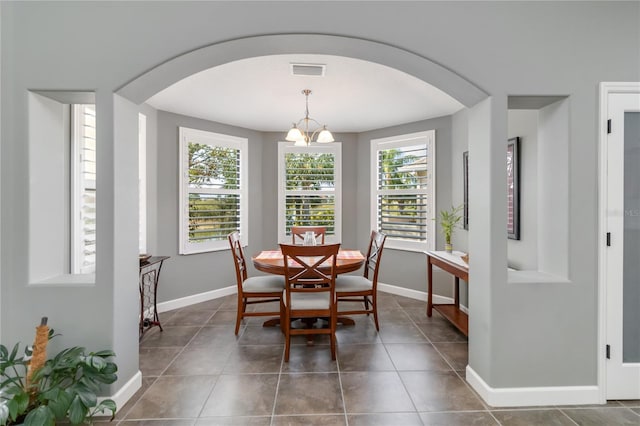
71,104,97,273
278,142,342,243
179,127,248,254
139,113,147,254
370,130,435,251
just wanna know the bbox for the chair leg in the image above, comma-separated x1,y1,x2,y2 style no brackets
234,294,244,335
284,307,291,362
279,299,285,334
330,310,337,360
372,295,380,331
364,295,370,314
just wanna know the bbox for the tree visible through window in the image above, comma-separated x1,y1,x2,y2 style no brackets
371,131,435,251
179,128,247,254
278,143,342,243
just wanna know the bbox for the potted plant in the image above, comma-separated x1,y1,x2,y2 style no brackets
439,205,463,253
0,319,117,425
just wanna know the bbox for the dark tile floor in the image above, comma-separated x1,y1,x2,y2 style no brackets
111,293,640,425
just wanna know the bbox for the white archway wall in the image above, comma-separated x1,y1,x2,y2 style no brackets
117,34,487,109
2,1,639,403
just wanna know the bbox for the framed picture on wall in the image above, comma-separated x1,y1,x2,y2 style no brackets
507,137,521,240
463,151,469,230
464,137,521,238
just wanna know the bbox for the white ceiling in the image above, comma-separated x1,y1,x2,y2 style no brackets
146,54,464,133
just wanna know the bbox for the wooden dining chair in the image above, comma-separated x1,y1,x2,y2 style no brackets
228,232,284,335
335,230,387,330
279,243,341,362
291,226,326,245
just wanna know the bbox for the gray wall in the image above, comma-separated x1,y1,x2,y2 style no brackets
507,110,539,270
451,108,470,306
1,0,639,397
358,115,453,295
155,111,265,302
139,104,159,256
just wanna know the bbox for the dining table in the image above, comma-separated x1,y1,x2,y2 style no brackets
252,248,366,327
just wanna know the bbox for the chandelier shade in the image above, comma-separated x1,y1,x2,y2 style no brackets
285,89,334,146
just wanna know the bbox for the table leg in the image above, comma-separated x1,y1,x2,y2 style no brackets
454,276,460,308
337,316,355,326
262,318,280,327
427,258,433,317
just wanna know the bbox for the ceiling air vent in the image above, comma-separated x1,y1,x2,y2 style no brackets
290,63,326,77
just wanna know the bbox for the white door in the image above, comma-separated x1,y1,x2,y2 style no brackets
605,89,640,399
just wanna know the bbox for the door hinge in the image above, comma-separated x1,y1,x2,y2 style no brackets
606,344,611,359
606,232,611,246
607,119,612,134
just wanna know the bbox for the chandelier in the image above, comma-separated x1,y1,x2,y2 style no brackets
285,89,334,147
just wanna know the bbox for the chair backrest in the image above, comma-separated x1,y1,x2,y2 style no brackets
291,226,327,245
363,231,387,283
279,243,340,302
228,231,248,287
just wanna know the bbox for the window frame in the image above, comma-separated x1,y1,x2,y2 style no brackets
178,127,248,254
277,142,342,244
370,130,436,252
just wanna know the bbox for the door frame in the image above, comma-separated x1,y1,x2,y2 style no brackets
597,81,640,402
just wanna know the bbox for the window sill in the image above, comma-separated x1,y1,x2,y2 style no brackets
507,270,571,285
29,274,95,287
180,245,233,255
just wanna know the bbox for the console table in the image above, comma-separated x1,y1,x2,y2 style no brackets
426,251,469,336
139,256,169,339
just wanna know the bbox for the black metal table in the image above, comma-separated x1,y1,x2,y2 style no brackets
139,256,169,339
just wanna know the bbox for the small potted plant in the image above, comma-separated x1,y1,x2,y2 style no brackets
439,205,463,253
0,318,117,425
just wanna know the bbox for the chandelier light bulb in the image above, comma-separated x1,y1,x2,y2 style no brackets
285,90,334,146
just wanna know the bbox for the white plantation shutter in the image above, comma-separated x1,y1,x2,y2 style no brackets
278,143,342,243
72,104,97,274
371,131,435,251
179,127,248,254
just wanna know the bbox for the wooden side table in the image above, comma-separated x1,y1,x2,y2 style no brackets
426,251,469,336
139,256,169,339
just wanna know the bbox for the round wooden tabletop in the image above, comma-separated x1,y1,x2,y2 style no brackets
252,249,365,276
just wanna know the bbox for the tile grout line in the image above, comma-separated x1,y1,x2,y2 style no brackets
557,407,581,426
396,296,499,423
389,298,438,421
335,346,349,426
407,304,494,415
123,308,204,423
269,340,286,426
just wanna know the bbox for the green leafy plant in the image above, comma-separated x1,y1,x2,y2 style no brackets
439,205,463,249
0,330,117,425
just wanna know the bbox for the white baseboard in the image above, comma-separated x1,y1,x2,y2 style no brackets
466,366,600,407
97,370,142,416
377,281,469,314
154,282,467,316
156,285,237,313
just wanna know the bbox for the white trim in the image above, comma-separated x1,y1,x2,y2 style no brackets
598,82,640,402
370,130,436,252
156,285,237,313
152,280,467,316
96,370,142,416
466,366,600,407
377,281,468,313
178,127,248,254
277,141,342,244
